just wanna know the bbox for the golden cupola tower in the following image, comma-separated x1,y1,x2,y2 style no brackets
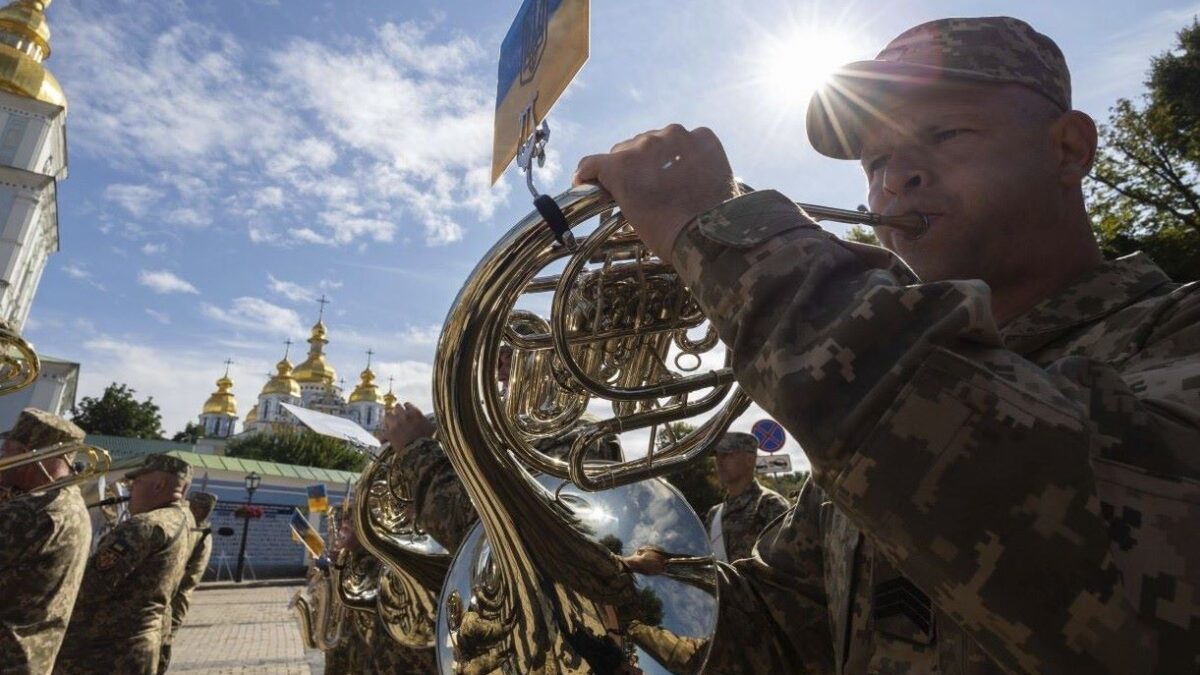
349,351,381,404
293,316,337,386
383,377,397,412
198,362,238,438
261,343,302,399
0,0,65,109
347,349,384,430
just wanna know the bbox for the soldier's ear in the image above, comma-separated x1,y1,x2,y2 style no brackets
1051,110,1097,185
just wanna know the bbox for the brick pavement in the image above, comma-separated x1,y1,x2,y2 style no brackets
168,583,324,675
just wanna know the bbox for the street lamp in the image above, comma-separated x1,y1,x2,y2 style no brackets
235,471,261,583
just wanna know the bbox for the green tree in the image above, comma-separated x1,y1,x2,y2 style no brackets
654,422,724,517
225,428,367,472
72,383,165,439
172,422,204,444
844,224,881,246
1088,20,1200,282
761,470,810,502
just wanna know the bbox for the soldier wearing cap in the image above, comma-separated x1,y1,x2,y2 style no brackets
0,409,90,675
55,454,195,675
585,15,1200,674
156,491,217,675
704,431,788,563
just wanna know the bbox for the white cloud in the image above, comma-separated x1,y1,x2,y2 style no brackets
139,269,200,295
202,296,304,336
59,262,106,291
75,336,273,436
141,243,166,255
254,186,285,209
165,207,211,228
62,262,90,280
145,308,171,324
104,184,162,217
267,273,317,303
55,5,511,249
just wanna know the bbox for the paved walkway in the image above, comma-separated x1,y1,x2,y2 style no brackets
169,583,324,675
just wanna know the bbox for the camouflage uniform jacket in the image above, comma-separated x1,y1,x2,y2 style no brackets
0,486,90,675
394,416,623,552
666,189,1200,674
161,518,213,656
55,500,195,675
704,479,790,562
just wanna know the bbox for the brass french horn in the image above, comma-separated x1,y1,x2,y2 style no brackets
0,320,38,396
434,184,739,674
432,184,924,674
350,445,450,648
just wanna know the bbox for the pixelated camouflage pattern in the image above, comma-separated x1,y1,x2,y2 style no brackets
714,431,758,454
336,583,436,675
808,16,1072,159
704,479,790,562
0,485,90,675
55,500,195,675
392,415,623,552
666,188,1200,673
125,453,192,482
157,502,216,674
3,409,85,464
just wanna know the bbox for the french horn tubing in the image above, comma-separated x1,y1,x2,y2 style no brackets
431,184,918,673
0,321,38,396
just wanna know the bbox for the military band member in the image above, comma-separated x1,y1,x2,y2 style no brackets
0,409,90,675
55,454,195,675
157,491,217,675
583,16,1200,674
704,432,788,563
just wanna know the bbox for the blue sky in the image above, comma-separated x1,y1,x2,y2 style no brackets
28,0,1199,471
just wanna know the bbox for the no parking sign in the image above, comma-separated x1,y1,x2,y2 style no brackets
751,419,787,453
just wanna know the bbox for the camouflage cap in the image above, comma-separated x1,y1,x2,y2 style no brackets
715,431,759,454
2,408,85,456
806,16,1071,159
126,453,192,481
188,491,218,521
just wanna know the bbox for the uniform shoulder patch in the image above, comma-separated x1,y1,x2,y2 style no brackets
94,541,129,570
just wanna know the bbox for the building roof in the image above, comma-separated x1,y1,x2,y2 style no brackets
87,433,196,463
162,450,360,484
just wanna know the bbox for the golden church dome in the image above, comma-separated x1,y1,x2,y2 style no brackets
383,388,396,411
0,0,65,109
293,319,337,385
201,372,238,417
244,404,258,426
349,366,381,404
261,355,301,398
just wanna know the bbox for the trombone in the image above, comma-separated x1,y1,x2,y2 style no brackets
0,441,112,494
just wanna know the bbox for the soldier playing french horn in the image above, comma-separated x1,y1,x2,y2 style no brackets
581,15,1200,675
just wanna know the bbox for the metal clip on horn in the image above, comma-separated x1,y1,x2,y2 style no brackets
518,119,577,251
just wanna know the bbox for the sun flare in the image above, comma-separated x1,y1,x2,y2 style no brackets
757,28,859,107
